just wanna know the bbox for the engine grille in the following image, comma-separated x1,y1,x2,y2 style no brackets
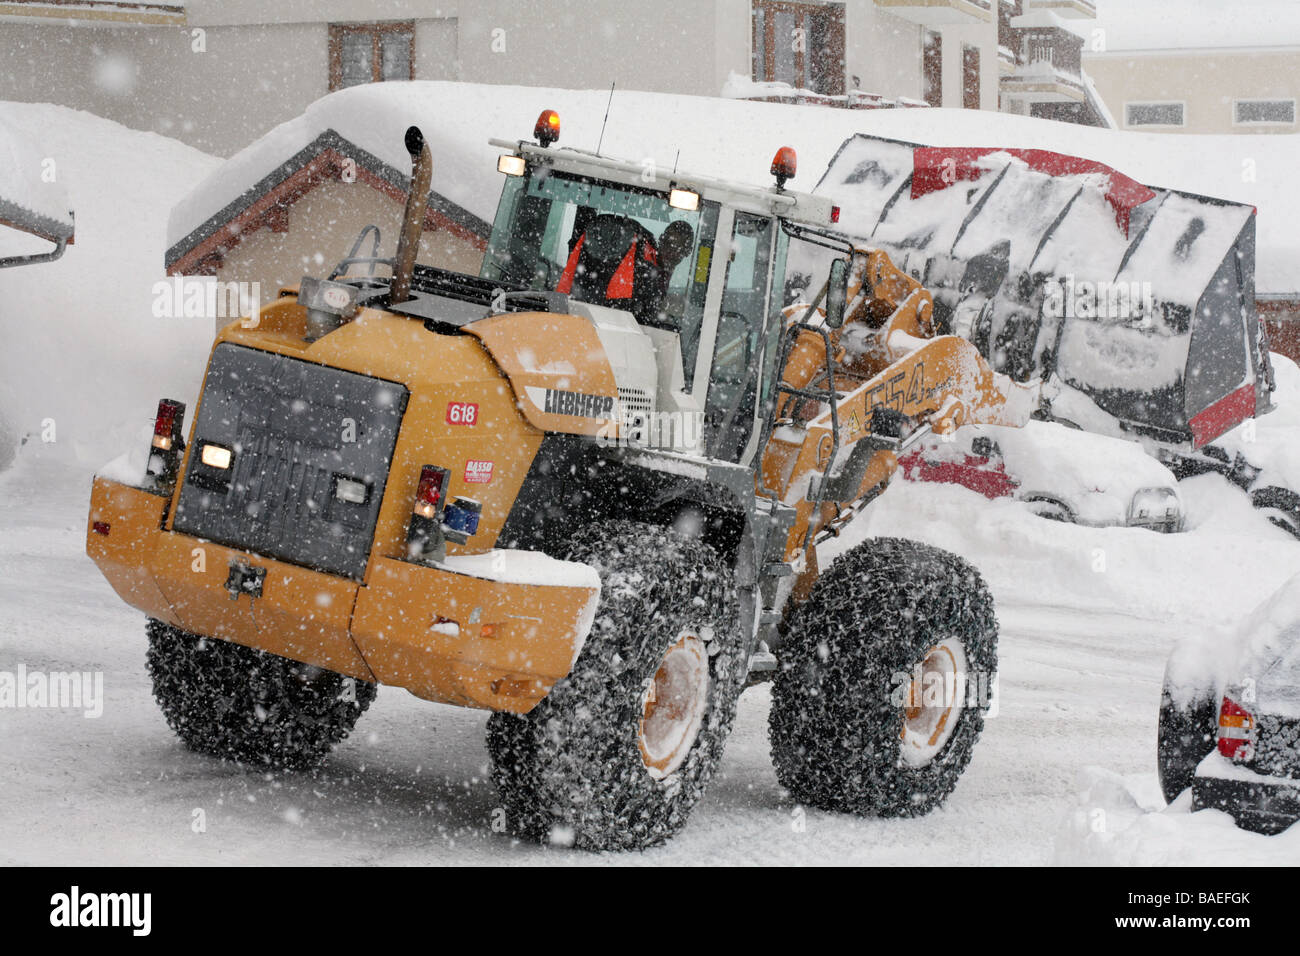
618,385,653,430
173,344,408,580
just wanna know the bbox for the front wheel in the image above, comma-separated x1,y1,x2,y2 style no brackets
486,521,747,850
769,537,998,817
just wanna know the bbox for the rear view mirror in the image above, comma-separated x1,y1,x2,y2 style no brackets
825,257,850,329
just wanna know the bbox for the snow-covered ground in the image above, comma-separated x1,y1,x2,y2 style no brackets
3,96,1300,865
3,444,1298,865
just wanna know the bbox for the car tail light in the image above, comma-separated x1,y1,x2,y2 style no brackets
1217,695,1256,762
146,398,185,485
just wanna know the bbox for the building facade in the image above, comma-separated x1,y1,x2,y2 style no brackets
1084,2,1300,135
0,0,1112,159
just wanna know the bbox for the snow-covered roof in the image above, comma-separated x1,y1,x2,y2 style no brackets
169,80,1300,294
0,1,186,26
1089,0,1300,52
0,116,73,244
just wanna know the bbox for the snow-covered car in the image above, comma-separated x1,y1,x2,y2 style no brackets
1158,572,1300,835
899,418,1184,532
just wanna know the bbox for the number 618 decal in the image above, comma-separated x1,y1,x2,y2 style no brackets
446,401,479,426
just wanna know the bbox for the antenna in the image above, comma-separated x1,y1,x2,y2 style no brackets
672,150,680,175
596,82,615,156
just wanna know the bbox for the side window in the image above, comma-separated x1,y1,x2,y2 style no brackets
706,213,775,461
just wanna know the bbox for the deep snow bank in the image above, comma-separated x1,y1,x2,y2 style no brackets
0,114,73,252
170,81,1300,294
822,476,1300,631
1055,767,1300,863
0,104,219,469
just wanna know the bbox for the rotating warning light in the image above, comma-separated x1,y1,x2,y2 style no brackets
535,109,561,147
771,146,797,189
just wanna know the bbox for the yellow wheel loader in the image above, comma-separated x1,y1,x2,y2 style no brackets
86,113,1038,850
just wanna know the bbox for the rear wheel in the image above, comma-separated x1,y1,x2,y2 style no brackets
146,619,376,771
486,520,746,850
769,537,998,816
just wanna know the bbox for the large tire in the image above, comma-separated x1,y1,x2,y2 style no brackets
486,520,747,850
770,536,998,816
1157,677,1218,804
146,619,377,771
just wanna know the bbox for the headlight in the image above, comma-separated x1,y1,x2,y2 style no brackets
1127,486,1183,533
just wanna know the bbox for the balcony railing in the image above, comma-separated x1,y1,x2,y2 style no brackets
1000,60,1087,103
1023,0,1097,19
729,86,932,111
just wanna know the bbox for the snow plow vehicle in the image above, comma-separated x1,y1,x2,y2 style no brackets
86,113,1038,850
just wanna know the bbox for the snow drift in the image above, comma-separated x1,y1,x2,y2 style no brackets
0,103,218,469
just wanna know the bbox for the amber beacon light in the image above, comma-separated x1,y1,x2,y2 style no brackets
771,146,797,189
535,109,561,147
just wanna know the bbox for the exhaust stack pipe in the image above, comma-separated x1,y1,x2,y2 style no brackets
391,125,433,305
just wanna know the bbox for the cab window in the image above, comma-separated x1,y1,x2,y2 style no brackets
705,213,776,461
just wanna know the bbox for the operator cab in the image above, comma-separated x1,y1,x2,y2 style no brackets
480,115,846,465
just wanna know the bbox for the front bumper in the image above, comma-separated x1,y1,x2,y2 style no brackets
1193,756,1300,835
87,476,599,713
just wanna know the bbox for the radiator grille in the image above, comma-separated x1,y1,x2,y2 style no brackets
172,344,408,579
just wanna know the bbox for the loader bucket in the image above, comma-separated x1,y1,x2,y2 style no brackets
812,135,1268,449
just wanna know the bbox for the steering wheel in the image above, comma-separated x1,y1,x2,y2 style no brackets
487,248,536,287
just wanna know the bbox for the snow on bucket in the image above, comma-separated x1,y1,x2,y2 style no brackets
811,134,1269,450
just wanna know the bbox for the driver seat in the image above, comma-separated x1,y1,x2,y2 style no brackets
557,215,661,322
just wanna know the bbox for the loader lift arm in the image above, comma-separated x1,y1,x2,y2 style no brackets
759,242,1041,577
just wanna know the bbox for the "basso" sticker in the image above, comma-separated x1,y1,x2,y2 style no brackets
464,459,494,484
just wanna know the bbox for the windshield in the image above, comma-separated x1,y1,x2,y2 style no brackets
482,170,718,339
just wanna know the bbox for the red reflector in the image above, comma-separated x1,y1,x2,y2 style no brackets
1217,695,1256,760
830,205,841,223
535,109,560,147
415,465,449,519
771,146,797,187
92,521,110,536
